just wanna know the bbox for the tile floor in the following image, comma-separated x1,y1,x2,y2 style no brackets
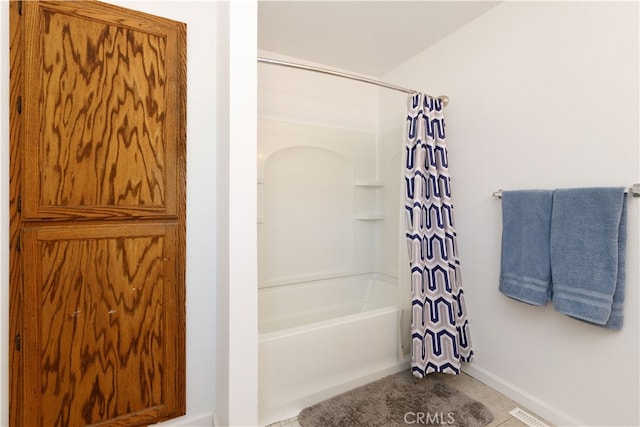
265,372,554,427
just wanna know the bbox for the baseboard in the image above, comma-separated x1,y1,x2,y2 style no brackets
462,364,586,427
211,410,220,427
153,412,214,427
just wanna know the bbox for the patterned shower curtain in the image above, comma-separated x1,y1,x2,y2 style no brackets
404,93,473,377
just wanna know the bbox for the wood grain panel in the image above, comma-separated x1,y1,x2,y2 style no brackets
12,2,187,425
40,10,167,206
22,224,180,426
9,2,24,426
22,0,185,219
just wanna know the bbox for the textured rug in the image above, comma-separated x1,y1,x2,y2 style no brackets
298,370,494,427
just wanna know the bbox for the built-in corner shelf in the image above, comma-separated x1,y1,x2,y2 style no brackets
353,180,385,221
354,180,384,188
257,179,264,224
354,212,384,221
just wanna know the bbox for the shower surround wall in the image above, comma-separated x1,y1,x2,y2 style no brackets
383,2,639,426
257,53,409,423
258,53,406,287
258,120,379,285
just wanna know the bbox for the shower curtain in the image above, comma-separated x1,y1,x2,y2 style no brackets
404,93,473,377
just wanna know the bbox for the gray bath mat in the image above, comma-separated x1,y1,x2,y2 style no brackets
298,370,493,427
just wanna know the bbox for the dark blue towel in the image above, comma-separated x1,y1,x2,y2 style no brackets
499,190,554,305
550,187,627,330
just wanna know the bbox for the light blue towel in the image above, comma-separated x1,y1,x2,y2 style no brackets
499,190,554,306
606,199,627,330
550,187,627,330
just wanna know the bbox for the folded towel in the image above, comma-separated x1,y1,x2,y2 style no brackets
499,190,554,305
550,187,627,329
606,199,627,330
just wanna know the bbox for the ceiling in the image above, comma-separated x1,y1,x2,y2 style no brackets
258,1,500,77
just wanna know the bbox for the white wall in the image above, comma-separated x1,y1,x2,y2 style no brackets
215,1,258,426
258,52,381,131
0,1,219,425
384,2,639,426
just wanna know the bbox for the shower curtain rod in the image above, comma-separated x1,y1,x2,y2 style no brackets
258,57,449,107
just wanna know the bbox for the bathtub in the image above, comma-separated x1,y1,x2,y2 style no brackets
258,273,409,425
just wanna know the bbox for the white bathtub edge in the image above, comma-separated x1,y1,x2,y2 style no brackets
153,412,214,426
259,360,410,426
259,305,398,342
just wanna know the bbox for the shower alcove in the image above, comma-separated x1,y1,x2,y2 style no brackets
257,55,411,425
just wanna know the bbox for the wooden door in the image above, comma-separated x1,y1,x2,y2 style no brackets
9,1,187,426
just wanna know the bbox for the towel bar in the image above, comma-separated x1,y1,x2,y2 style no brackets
493,184,640,199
